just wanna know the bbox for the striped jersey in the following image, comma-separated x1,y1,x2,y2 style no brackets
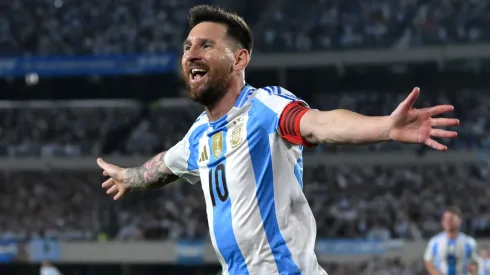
479,258,490,275
424,232,479,275
164,84,327,275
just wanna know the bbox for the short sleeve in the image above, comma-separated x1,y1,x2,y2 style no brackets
254,86,315,147
164,135,201,185
254,86,309,115
424,238,436,262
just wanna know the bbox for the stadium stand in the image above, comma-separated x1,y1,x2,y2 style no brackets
257,0,490,52
1,162,489,241
0,89,487,157
1,0,490,274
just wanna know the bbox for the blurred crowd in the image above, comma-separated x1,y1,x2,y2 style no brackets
0,0,206,56
0,89,488,157
1,162,489,241
1,0,490,56
259,0,490,52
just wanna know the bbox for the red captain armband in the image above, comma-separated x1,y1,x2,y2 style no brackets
279,101,316,147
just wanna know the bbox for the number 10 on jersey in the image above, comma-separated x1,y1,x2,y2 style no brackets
208,163,229,207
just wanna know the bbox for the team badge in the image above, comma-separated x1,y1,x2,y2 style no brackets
231,116,244,149
231,124,244,149
211,131,223,159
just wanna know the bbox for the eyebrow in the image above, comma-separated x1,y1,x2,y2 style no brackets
183,38,215,48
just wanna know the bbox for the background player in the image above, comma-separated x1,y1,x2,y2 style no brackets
424,206,480,275
97,5,459,275
478,248,490,275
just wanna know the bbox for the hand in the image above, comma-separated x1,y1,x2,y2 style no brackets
389,87,459,151
97,158,132,200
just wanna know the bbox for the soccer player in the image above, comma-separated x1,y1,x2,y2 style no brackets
97,5,459,275
424,206,479,275
478,248,490,275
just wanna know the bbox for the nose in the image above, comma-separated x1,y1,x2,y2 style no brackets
184,46,202,63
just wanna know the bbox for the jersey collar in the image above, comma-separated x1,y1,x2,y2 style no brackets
208,84,253,128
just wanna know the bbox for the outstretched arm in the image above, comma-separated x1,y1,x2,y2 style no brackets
123,151,180,189
300,109,393,146
296,87,459,150
98,152,180,200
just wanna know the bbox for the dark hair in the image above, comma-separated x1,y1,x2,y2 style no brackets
188,5,253,54
446,206,463,218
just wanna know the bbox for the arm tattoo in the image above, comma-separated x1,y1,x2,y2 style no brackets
124,152,178,189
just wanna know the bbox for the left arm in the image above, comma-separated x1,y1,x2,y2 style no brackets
300,109,393,145
282,87,458,150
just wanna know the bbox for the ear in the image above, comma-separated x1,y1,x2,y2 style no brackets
233,48,250,72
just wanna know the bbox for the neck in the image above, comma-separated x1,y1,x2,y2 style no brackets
446,231,459,239
205,78,245,122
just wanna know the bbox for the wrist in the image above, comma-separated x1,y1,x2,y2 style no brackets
383,115,396,142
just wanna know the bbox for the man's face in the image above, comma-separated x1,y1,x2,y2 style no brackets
441,211,461,232
181,22,235,106
481,249,488,259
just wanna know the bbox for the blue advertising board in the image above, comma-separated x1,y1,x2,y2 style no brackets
175,240,205,265
0,53,176,77
316,239,404,255
27,239,61,261
0,239,18,262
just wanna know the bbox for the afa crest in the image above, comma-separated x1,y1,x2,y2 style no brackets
230,116,244,149
231,124,244,149
211,132,223,159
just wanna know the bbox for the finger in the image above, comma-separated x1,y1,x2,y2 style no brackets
101,178,115,188
426,105,454,117
431,118,460,127
97,158,119,174
113,190,126,201
106,185,118,195
425,138,447,151
399,87,420,110
103,170,109,177
430,129,457,138
97,158,108,169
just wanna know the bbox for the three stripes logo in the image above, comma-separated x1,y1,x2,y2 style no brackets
199,145,209,163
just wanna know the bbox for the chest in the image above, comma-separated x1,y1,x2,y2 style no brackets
444,239,470,261
196,116,249,167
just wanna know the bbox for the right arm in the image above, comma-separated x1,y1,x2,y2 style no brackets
98,152,181,200
424,239,442,275
99,126,202,199
99,132,201,200
123,151,180,189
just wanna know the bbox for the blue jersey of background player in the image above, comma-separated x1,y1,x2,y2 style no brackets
478,249,490,275
424,206,479,275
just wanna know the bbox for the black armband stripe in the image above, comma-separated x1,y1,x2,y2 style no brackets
284,106,304,135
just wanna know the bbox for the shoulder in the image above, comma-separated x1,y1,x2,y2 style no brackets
179,112,209,146
463,234,477,246
428,233,444,244
253,86,300,103
251,86,308,114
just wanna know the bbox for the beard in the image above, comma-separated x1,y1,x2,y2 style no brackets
182,61,233,107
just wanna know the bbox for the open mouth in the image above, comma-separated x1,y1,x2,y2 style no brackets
189,68,208,83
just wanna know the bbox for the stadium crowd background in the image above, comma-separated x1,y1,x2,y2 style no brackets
1,0,490,274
